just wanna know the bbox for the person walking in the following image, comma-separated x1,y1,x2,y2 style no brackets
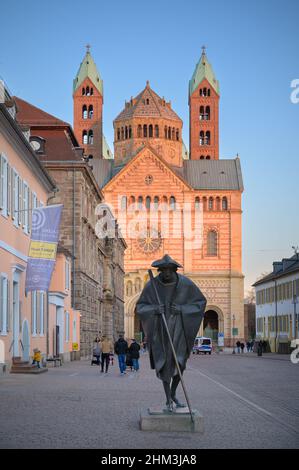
100,335,113,373
114,335,128,375
128,338,141,372
240,342,245,353
236,340,241,354
246,341,250,352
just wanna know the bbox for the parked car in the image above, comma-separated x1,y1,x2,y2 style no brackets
192,336,212,355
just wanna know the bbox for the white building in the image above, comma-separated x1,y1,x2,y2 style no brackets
253,254,299,353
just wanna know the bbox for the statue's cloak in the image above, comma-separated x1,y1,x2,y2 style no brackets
136,273,206,382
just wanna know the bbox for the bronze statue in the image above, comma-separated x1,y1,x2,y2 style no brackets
136,254,206,412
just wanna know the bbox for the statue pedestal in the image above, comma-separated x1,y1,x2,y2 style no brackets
140,407,204,433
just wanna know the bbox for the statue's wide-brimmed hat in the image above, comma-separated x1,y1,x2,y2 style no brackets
151,254,183,269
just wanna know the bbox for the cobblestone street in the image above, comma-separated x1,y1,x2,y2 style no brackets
0,352,298,449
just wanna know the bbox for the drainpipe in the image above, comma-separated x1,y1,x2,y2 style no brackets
46,187,58,357
275,279,278,353
72,169,75,309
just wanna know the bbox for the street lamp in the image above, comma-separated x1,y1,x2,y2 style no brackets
292,294,298,340
232,314,236,354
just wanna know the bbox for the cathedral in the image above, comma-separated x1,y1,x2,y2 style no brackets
73,47,244,347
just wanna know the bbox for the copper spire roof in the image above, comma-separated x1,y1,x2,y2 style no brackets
114,81,182,122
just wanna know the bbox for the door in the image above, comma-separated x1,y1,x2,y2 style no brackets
13,281,19,357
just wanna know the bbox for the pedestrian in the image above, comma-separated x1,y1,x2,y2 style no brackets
246,341,250,352
257,340,263,356
128,338,141,372
100,335,113,373
32,348,42,368
250,340,254,352
240,342,245,353
92,342,101,365
236,340,241,353
114,334,128,375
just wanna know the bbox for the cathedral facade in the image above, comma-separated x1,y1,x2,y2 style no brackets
73,48,244,346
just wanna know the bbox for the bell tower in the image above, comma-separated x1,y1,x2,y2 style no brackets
189,47,220,160
73,45,103,160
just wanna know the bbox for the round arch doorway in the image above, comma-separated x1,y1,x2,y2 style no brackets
203,310,219,341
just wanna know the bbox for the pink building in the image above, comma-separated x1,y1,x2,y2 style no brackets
0,86,80,371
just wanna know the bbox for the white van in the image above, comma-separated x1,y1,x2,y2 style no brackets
192,336,212,355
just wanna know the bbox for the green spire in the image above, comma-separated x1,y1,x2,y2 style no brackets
73,45,103,95
189,46,220,97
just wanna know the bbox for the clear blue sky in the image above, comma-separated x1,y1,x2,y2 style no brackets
1,0,298,293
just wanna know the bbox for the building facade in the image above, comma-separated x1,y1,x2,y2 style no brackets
253,254,299,353
73,47,245,347
14,97,126,357
0,88,56,370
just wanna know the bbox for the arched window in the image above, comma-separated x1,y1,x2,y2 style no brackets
207,88,211,96
203,87,207,96
126,281,133,297
222,197,228,210
125,126,128,139
137,125,142,138
155,125,159,137
88,105,93,119
143,124,147,138
164,126,167,139
208,197,214,210
149,124,153,138
199,88,202,96
170,196,176,210
88,130,93,144
88,154,93,160
171,128,175,140
205,131,210,145
129,126,132,138
146,196,151,209
199,131,204,146
121,127,124,140
82,130,87,145
200,105,204,120
135,278,142,293
216,197,221,211
195,197,200,209
86,86,90,96
206,155,211,160
82,105,87,119
117,128,120,140
168,127,171,139
207,230,218,256
121,196,127,210
176,129,179,141
146,98,149,105
202,196,207,211
90,88,94,95
82,87,85,95
154,196,159,209
206,106,210,120
138,196,143,209
200,155,205,159
129,196,135,211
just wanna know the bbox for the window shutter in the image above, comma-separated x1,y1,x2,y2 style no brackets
19,300,22,333
18,177,23,226
0,155,4,210
6,279,11,332
29,190,33,233
11,169,15,220
0,277,3,332
22,182,26,228
36,291,40,335
7,163,11,216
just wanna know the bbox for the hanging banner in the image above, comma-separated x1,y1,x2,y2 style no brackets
25,204,63,293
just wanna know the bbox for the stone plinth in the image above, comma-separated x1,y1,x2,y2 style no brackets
140,407,204,433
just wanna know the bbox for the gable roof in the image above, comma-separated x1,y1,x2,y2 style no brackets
114,81,182,122
183,157,243,190
14,96,70,127
102,143,192,191
253,255,299,286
